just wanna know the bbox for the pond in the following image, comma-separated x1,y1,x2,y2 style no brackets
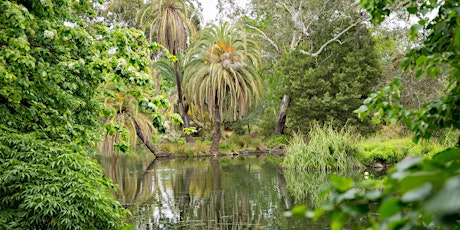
97,154,372,229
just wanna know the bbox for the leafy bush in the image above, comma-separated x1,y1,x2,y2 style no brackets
357,138,445,165
283,124,362,172
0,1,158,228
0,132,127,229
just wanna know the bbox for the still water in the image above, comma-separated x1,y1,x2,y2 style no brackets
97,154,364,229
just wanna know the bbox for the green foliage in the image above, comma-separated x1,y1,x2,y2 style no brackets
279,21,382,134
217,134,264,153
263,134,290,149
184,22,263,122
96,29,173,155
97,0,145,28
290,149,460,229
0,0,102,143
184,127,198,135
0,0,170,228
136,0,196,52
282,124,362,172
357,138,444,165
287,0,460,229
0,129,127,229
357,0,460,143
257,106,280,137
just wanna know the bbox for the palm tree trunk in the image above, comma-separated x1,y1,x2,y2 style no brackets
129,114,171,158
210,106,222,155
174,60,194,143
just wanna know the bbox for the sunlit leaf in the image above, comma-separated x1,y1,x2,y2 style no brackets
432,148,460,165
379,198,402,220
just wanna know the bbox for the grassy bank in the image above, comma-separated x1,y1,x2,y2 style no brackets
158,133,268,157
282,125,454,171
356,138,445,165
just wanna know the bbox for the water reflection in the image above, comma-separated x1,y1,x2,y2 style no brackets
97,154,360,229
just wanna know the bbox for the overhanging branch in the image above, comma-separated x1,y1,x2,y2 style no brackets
299,20,361,57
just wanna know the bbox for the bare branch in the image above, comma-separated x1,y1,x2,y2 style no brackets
245,24,281,55
299,20,361,57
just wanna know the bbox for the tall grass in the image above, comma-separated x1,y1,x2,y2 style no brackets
282,124,362,172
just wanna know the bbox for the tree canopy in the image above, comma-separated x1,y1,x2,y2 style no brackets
279,19,382,134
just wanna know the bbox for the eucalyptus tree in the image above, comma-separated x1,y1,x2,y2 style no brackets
227,0,365,134
137,0,197,142
183,23,263,154
98,0,145,27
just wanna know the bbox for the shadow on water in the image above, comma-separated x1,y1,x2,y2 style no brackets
96,154,373,229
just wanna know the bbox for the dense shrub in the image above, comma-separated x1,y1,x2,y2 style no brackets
0,131,127,229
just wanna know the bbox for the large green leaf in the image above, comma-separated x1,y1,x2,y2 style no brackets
423,175,460,215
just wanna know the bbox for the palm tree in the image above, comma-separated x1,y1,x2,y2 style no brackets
137,0,196,142
97,85,170,158
183,23,263,154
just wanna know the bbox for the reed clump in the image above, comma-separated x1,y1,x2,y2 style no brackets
282,124,363,172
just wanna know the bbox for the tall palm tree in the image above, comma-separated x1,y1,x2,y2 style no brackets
137,0,196,142
184,23,263,154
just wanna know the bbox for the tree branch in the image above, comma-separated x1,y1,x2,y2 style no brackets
299,20,361,57
245,24,281,55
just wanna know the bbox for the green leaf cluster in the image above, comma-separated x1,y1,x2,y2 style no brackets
0,129,128,229
357,0,460,142
0,0,103,143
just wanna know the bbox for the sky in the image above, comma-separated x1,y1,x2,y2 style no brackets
198,0,218,22
197,0,249,22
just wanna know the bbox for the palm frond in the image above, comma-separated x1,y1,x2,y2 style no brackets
183,22,263,124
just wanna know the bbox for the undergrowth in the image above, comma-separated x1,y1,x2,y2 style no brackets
356,138,445,165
